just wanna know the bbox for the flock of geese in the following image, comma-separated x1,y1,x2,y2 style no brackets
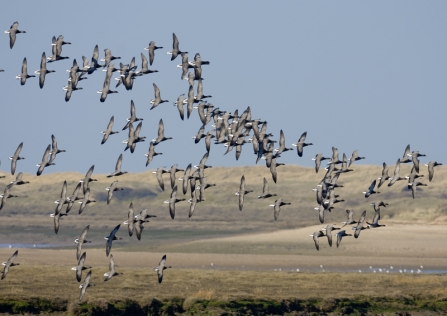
1,21,444,301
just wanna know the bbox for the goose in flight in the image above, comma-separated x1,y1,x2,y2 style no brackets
257,178,277,199
309,230,325,251
72,252,91,282
75,225,91,261
144,41,163,65
78,188,96,214
104,254,122,281
150,83,169,110
9,172,29,186
274,130,293,155
342,210,357,227
16,58,35,85
363,179,379,198
101,48,120,65
165,185,185,219
409,151,426,173
35,52,55,89
322,224,340,247
312,153,329,174
353,210,369,238
137,52,158,75
105,224,122,257
152,119,172,145
36,144,54,176
87,44,104,74
98,63,118,102
80,165,97,195
49,134,66,163
101,116,119,144
174,94,185,120
65,182,82,214
168,164,184,190
401,144,412,164
1,250,19,280
270,199,291,221
292,132,312,157
153,254,171,283
145,142,162,167
335,230,352,248
123,100,143,131
107,154,127,177
5,22,25,49
79,270,94,301
388,159,405,187
409,178,427,199
370,201,388,221
153,167,169,191
348,150,365,167
167,33,187,61
377,162,390,188
425,161,442,182
235,175,252,211
9,142,24,175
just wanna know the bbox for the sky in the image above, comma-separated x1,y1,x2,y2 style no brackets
0,1,446,175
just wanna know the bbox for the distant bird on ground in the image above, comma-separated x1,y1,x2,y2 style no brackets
101,116,119,144
145,41,163,65
377,162,390,188
105,224,122,257
75,225,91,261
104,254,121,281
5,22,25,49
72,252,91,282
353,210,369,238
107,154,127,177
80,165,97,195
167,33,187,61
335,230,352,248
388,159,405,187
36,144,54,176
9,142,24,175
425,161,442,182
152,119,173,145
270,199,291,221
150,83,169,110
79,270,94,301
309,230,325,251
16,58,35,85
312,153,329,174
363,180,379,198
165,185,185,219
292,132,312,157
235,175,252,211
35,52,55,89
348,150,365,167
1,250,18,280
257,178,277,199
154,254,171,283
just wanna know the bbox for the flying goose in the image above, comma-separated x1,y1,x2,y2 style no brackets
72,252,91,282
105,224,122,257
123,100,143,131
66,182,82,214
184,85,194,119
188,188,199,218
150,83,168,110
9,142,24,175
80,165,97,195
363,179,379,198
63,72,83,102
401,144,412,163
257,178,277,199
270,199,291,221
78,188,96,214
154,254,171,283
409,151,426,173
153,167,169,191
328,147,342,165
36,144,54,176
425,161,442,182
315,202,333,224
174,94,185,120
165,185,185,219
35,52,55,89
48,35,70,62
388,159,405,187
51,202,67,234
75,225,91,261
168,164,184,189
366,207,386,228
195,79,212,101
137,52,158,75
270,157,285,183
1,250,18,280
335,230,352,248
106,181,123,205
204,130,215,153
235,175,252,211
348,150,365,167
16,58,35,85
197,176,215,201
101,48,120,65
104,254,122,281
5,22,25,49
353,210,369,238
107,154,127,177
377,162,390,188
178,52,191,79
370,201,388,221
274,130,293,155
49,134,66,164
409,178,427,199
167,33,187,61
309,230,325,251
312,153,329,174
123,123,136,152
292,132,312,157
79,270,94,301
144,41,163,65
101,116,119,144
9,172,29,186
87,44,104,74
192,125,206,143
152,119,173,145
406,166,424,189
181,164,192,195
145,142,162,167
322,224,340,247
189,53,210,67
97,63,118,102
0,184,17,211
124,203,136,237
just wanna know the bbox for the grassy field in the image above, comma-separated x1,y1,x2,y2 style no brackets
0,164,446,248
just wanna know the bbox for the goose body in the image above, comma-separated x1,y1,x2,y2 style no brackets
5,22,25,49
153,254,171,283
16,58,35,85
1,250,19,280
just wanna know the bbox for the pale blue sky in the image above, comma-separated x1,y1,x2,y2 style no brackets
0,1,445,175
